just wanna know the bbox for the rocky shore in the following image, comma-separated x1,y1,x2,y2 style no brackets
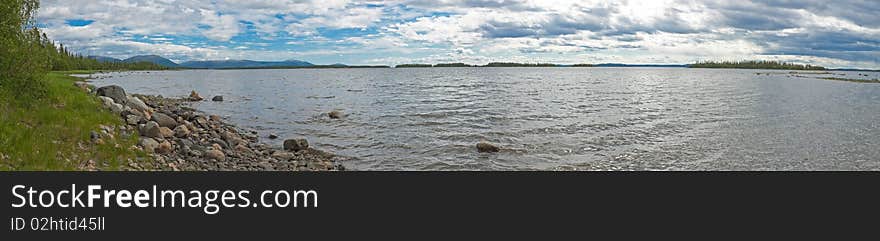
81,82,343,171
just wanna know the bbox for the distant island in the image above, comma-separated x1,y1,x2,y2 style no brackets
88,55,870,72
88,55,389,69
395,62,588,68
689,60,826,70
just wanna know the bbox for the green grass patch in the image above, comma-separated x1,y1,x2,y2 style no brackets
0,72,148,170
52,70,100,75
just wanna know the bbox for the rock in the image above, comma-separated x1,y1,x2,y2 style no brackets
234,144,251,153
209,115,221,122
96,85,127,104
271,151,296,160
205,149,226,161
126,96,150,112
156,141,173,154
151,112,178,128
125,115,143,125
211,96,223,101
97,96,115,107
211,140,229,150
476,142,500,153
90,131,100,142
268,133,278,139
189,90,204,101
140,121,162,138
328,110,343,119
109,103,125,114
283,138,309,152
139,138,160,153
125,108,145,118
159,127,174,138
173,125,190,138
177,138,194,148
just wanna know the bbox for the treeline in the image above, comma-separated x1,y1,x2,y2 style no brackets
1,0,167,99
689,60,825,70
395,62,588,68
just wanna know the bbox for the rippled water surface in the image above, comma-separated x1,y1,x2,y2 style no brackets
88,68,880,170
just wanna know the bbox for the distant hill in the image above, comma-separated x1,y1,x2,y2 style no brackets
87,56,122,63
595,63,687,68
180,59,313,69
123,55,179,68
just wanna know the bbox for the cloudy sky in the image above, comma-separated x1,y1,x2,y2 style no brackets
37,0,879,68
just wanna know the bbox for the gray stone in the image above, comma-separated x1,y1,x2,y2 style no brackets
96,85,127,104
139,138,160,153
173,125,190,138
151,112,178,128
126,96,150,112
90,131,100,141
156,141,173,154
211,139,230,150
211,96,223,101
205,149,225,161
97,96,115,107
140,121,162,138
283,138,309,151
268,133,278,139
177,138,194,148
125,115,143,125
109,103,124,114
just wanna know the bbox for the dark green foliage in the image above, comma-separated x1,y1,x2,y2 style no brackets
395,64,433,68
571,64,594,67
483,62,558,67
689,60,825,70
434,63,474,67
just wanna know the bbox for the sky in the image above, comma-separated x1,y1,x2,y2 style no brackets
36,0,880,68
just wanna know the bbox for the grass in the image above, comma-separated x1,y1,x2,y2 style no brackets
0,71,148,170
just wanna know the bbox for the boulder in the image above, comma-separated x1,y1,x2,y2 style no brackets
126,96,150,112
151,112,178,128
139,138,160,153
159,127,174,138
97,96,115,107
189,90,204,101
268,133,279,139
205,149,226,161
211,96,223,101
109,103,125,114
96,85,127,104
328,110,343,119
283,138,309,152
125,115,143,125
140,121,162,138
156,141,173,154
476,142,500,153
173,125,190,138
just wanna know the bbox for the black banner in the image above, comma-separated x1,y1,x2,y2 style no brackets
2,172,877,239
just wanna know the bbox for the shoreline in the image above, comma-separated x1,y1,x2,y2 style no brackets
80,78,343,171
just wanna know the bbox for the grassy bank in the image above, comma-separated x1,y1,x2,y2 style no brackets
0,72,147,170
